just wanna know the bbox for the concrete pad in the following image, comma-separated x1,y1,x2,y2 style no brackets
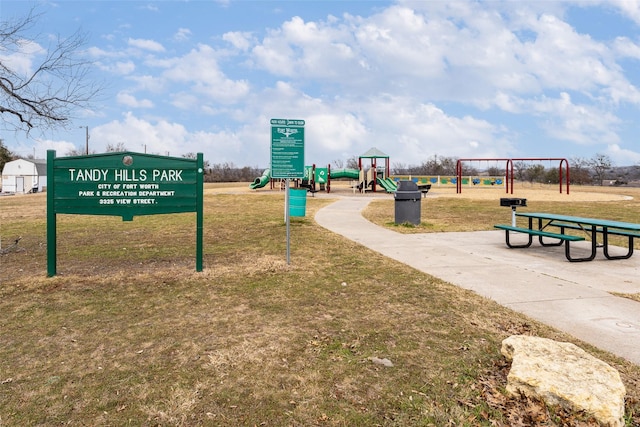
315,196,640,365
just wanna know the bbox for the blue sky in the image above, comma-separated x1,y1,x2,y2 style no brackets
2,0,640,168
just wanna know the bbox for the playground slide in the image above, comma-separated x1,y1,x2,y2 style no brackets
329,168,360,180
377,177,398,192
249,168,270,189
385,177,399,191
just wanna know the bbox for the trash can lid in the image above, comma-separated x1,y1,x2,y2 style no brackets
396,180,418,191
394,180,420,199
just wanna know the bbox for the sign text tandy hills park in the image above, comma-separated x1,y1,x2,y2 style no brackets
47,150,204,276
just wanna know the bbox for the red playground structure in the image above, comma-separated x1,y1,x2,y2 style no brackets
455,158,570,194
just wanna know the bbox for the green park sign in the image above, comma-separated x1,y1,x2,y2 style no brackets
46,150,204,276
270,118,305,179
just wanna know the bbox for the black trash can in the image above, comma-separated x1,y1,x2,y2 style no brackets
394,181,421,225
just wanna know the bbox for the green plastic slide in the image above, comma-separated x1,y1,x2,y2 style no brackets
377,177,398,192
249,169,271,189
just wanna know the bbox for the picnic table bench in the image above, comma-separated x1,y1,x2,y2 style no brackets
494,212,640,262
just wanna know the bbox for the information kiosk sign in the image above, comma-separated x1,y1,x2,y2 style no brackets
46,150,204,276
270,118,306,264
270,118,305,179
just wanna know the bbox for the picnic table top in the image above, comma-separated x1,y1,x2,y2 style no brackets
515,212,640,231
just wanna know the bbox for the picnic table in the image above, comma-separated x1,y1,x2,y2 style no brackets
494,212,640,262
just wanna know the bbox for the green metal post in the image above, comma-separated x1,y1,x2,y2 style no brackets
196,153,204,272
46,150,56,277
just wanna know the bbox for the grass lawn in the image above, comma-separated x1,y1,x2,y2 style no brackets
1,184,639,426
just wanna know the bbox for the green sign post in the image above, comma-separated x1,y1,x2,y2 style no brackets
270,119,305,264
270,118,305,179
46,150,204,276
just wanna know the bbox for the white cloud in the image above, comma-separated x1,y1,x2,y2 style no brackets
128,75,165,93
354,6,450,79
607,143,640,165
252,15,363,81
170,92,201,111
529,92,621,145
96,60,135,75
91,112,257,164
116,92,154,108
223,31,254,51
609,0,640,25
305,112,367,153
0,39,44,76
128,38,165,52
92,112,189,156
161,44,251,105
38,139,80,157
246,1,637,112
174,28,192,42
613,36,640,59
141,4,159,13
520,14,614,92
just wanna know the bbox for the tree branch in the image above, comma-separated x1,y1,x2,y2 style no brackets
0,6,102,134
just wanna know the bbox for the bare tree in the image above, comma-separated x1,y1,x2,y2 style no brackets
0,7,101,133
105,142,127,152
513,161,528,181
182,152,210,169
332,159,344,169
413,155,459,175
544,167,560,184
569,157,592,185
391,162,408,174
65,147,96,156
525,164,546,183
486,166,502,177
588,153,613,186
345,156,359,170
209,162,259,182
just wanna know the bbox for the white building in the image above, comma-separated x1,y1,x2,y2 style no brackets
1,159,47,193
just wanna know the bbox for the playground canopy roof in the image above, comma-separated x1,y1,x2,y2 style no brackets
360,147,389,159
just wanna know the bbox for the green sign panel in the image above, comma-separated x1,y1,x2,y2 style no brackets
49,151,201,220
270,118,305,179
315,168,328,184
303,166,327,184
46,150,204,276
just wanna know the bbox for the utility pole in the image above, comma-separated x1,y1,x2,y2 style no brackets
79,126,89,154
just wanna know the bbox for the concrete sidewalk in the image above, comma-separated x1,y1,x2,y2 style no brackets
314,196,640,365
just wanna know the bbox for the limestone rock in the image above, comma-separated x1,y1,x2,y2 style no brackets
501,335,626,427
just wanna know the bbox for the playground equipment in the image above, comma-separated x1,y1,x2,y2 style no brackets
328,168,360,180
249,168,271,189
249,164,398,193
358,147,390,193
455,158,570,194
377,176,398,192
249,146,397,193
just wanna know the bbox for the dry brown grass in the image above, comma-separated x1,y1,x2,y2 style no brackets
1,185,639,426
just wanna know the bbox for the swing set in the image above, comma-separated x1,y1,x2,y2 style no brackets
455,158,570,194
